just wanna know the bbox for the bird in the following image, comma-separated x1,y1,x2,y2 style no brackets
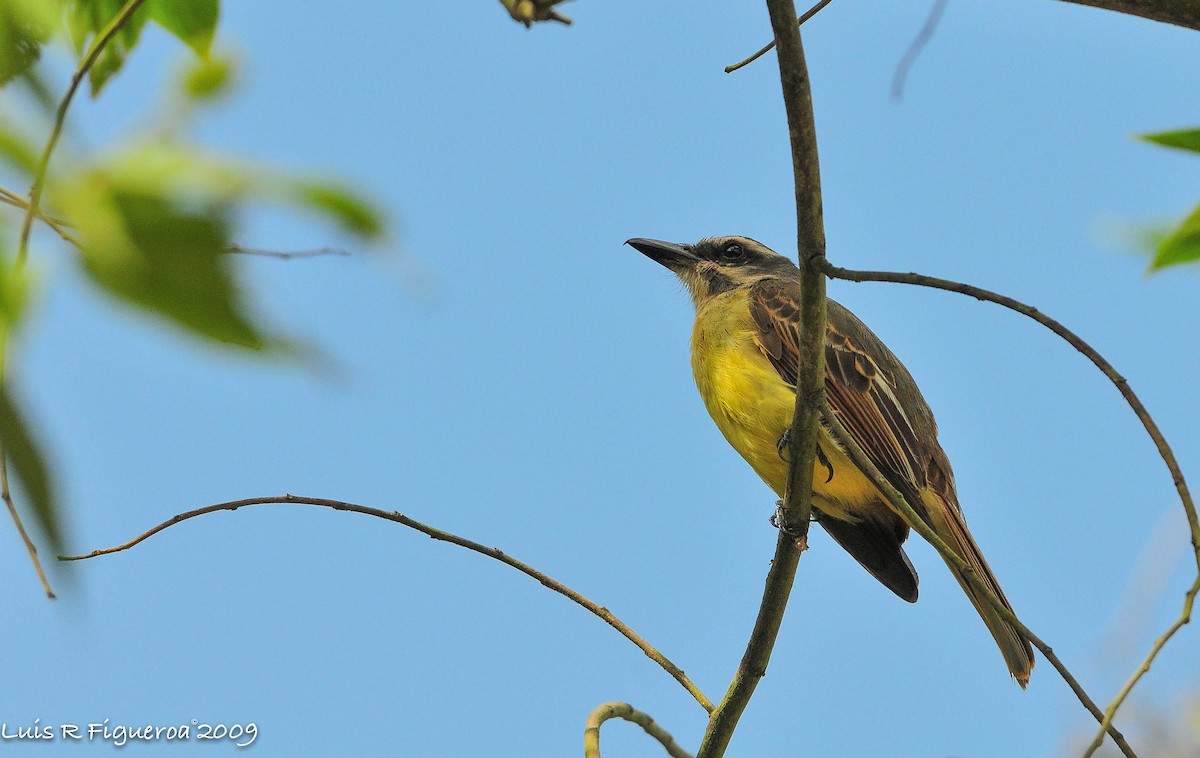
627,235,1035,687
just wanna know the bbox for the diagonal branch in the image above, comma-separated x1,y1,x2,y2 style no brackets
817,396,1137,758
724,0,832,73
1055,0,1200,31
58,494,714,713
16,0,149,263
584,702,693,758
823,262,1200,757
697,0,827,755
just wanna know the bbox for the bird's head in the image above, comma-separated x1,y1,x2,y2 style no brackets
626,236,798,308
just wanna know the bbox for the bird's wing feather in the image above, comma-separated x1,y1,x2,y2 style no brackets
747,279,927,504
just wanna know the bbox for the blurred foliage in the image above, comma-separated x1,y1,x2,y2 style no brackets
0,0,386,559
1138,127,1200,272
1085,696,1200,758
65,0,219,96
498,0,572,27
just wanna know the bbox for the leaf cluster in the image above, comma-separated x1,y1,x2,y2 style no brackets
1139,128,1200,271
0,0,386,559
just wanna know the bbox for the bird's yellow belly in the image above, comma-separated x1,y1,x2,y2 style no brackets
690,297,878,523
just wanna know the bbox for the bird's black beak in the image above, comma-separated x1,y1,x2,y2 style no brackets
626,238,699,271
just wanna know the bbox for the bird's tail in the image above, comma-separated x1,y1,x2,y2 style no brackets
923,491,1035,688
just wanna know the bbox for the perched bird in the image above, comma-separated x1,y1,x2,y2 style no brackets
628,235,1035,687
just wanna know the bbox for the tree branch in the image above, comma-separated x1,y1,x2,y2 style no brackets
57,494,714,713
0,445,54,599
0,187,77,247
817,397,1137,758
822,263,1199,567
1055,0,1200,31
584,702,693,758
16,0,149,263
825,261,1199,757
724,0,832,74
697,0,827,754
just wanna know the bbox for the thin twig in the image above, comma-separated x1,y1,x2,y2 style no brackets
223,245,350,260
817,397,1137,758
16,0,149,263
724,0,833,74
824,261,1197,756
584,702,694,758
697,1,827,755
0,441,54,599
891,0,948,100
0,187,78,247
1083,575,1200,757
58,494,714,713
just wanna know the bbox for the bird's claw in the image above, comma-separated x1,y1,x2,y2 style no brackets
776,428,835,483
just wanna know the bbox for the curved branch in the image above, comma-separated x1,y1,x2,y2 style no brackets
58,495,714,713
823,263,1199,560
584,702,693,758
825,262,1198,757
817,397,1137,758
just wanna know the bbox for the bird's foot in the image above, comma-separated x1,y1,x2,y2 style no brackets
770,500,822,536
775,428,835,483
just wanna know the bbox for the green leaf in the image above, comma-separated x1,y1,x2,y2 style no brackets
0,0,59,86
1140,128,1200,155
1150,203,1200,271
0,259,33,335
292,181,385,240
59,168,267,349
65,0,151,97
0,381,60,551
181,52,233,100
149,0,218,56
0,118,39,174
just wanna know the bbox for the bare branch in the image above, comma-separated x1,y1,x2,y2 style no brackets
724,0,832,74
822,263,1199,566
223,245,350,260
0,187,77,247
817,397,1137,758
825,262,1199,756
58,494,714,713
584,702,693,758
698,0,827,754
1083,574,1199,756
1056,0,1200,31
0,447,54,599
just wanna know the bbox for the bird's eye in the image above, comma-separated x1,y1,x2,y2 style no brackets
720,243,745,262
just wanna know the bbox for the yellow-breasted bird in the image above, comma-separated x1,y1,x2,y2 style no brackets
628,235,1035,687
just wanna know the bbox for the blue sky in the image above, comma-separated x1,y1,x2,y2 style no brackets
2,1,1199,755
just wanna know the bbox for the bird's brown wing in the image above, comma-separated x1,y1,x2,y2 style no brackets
747,278,930,505
747,278,927,600
747,278,1035,684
